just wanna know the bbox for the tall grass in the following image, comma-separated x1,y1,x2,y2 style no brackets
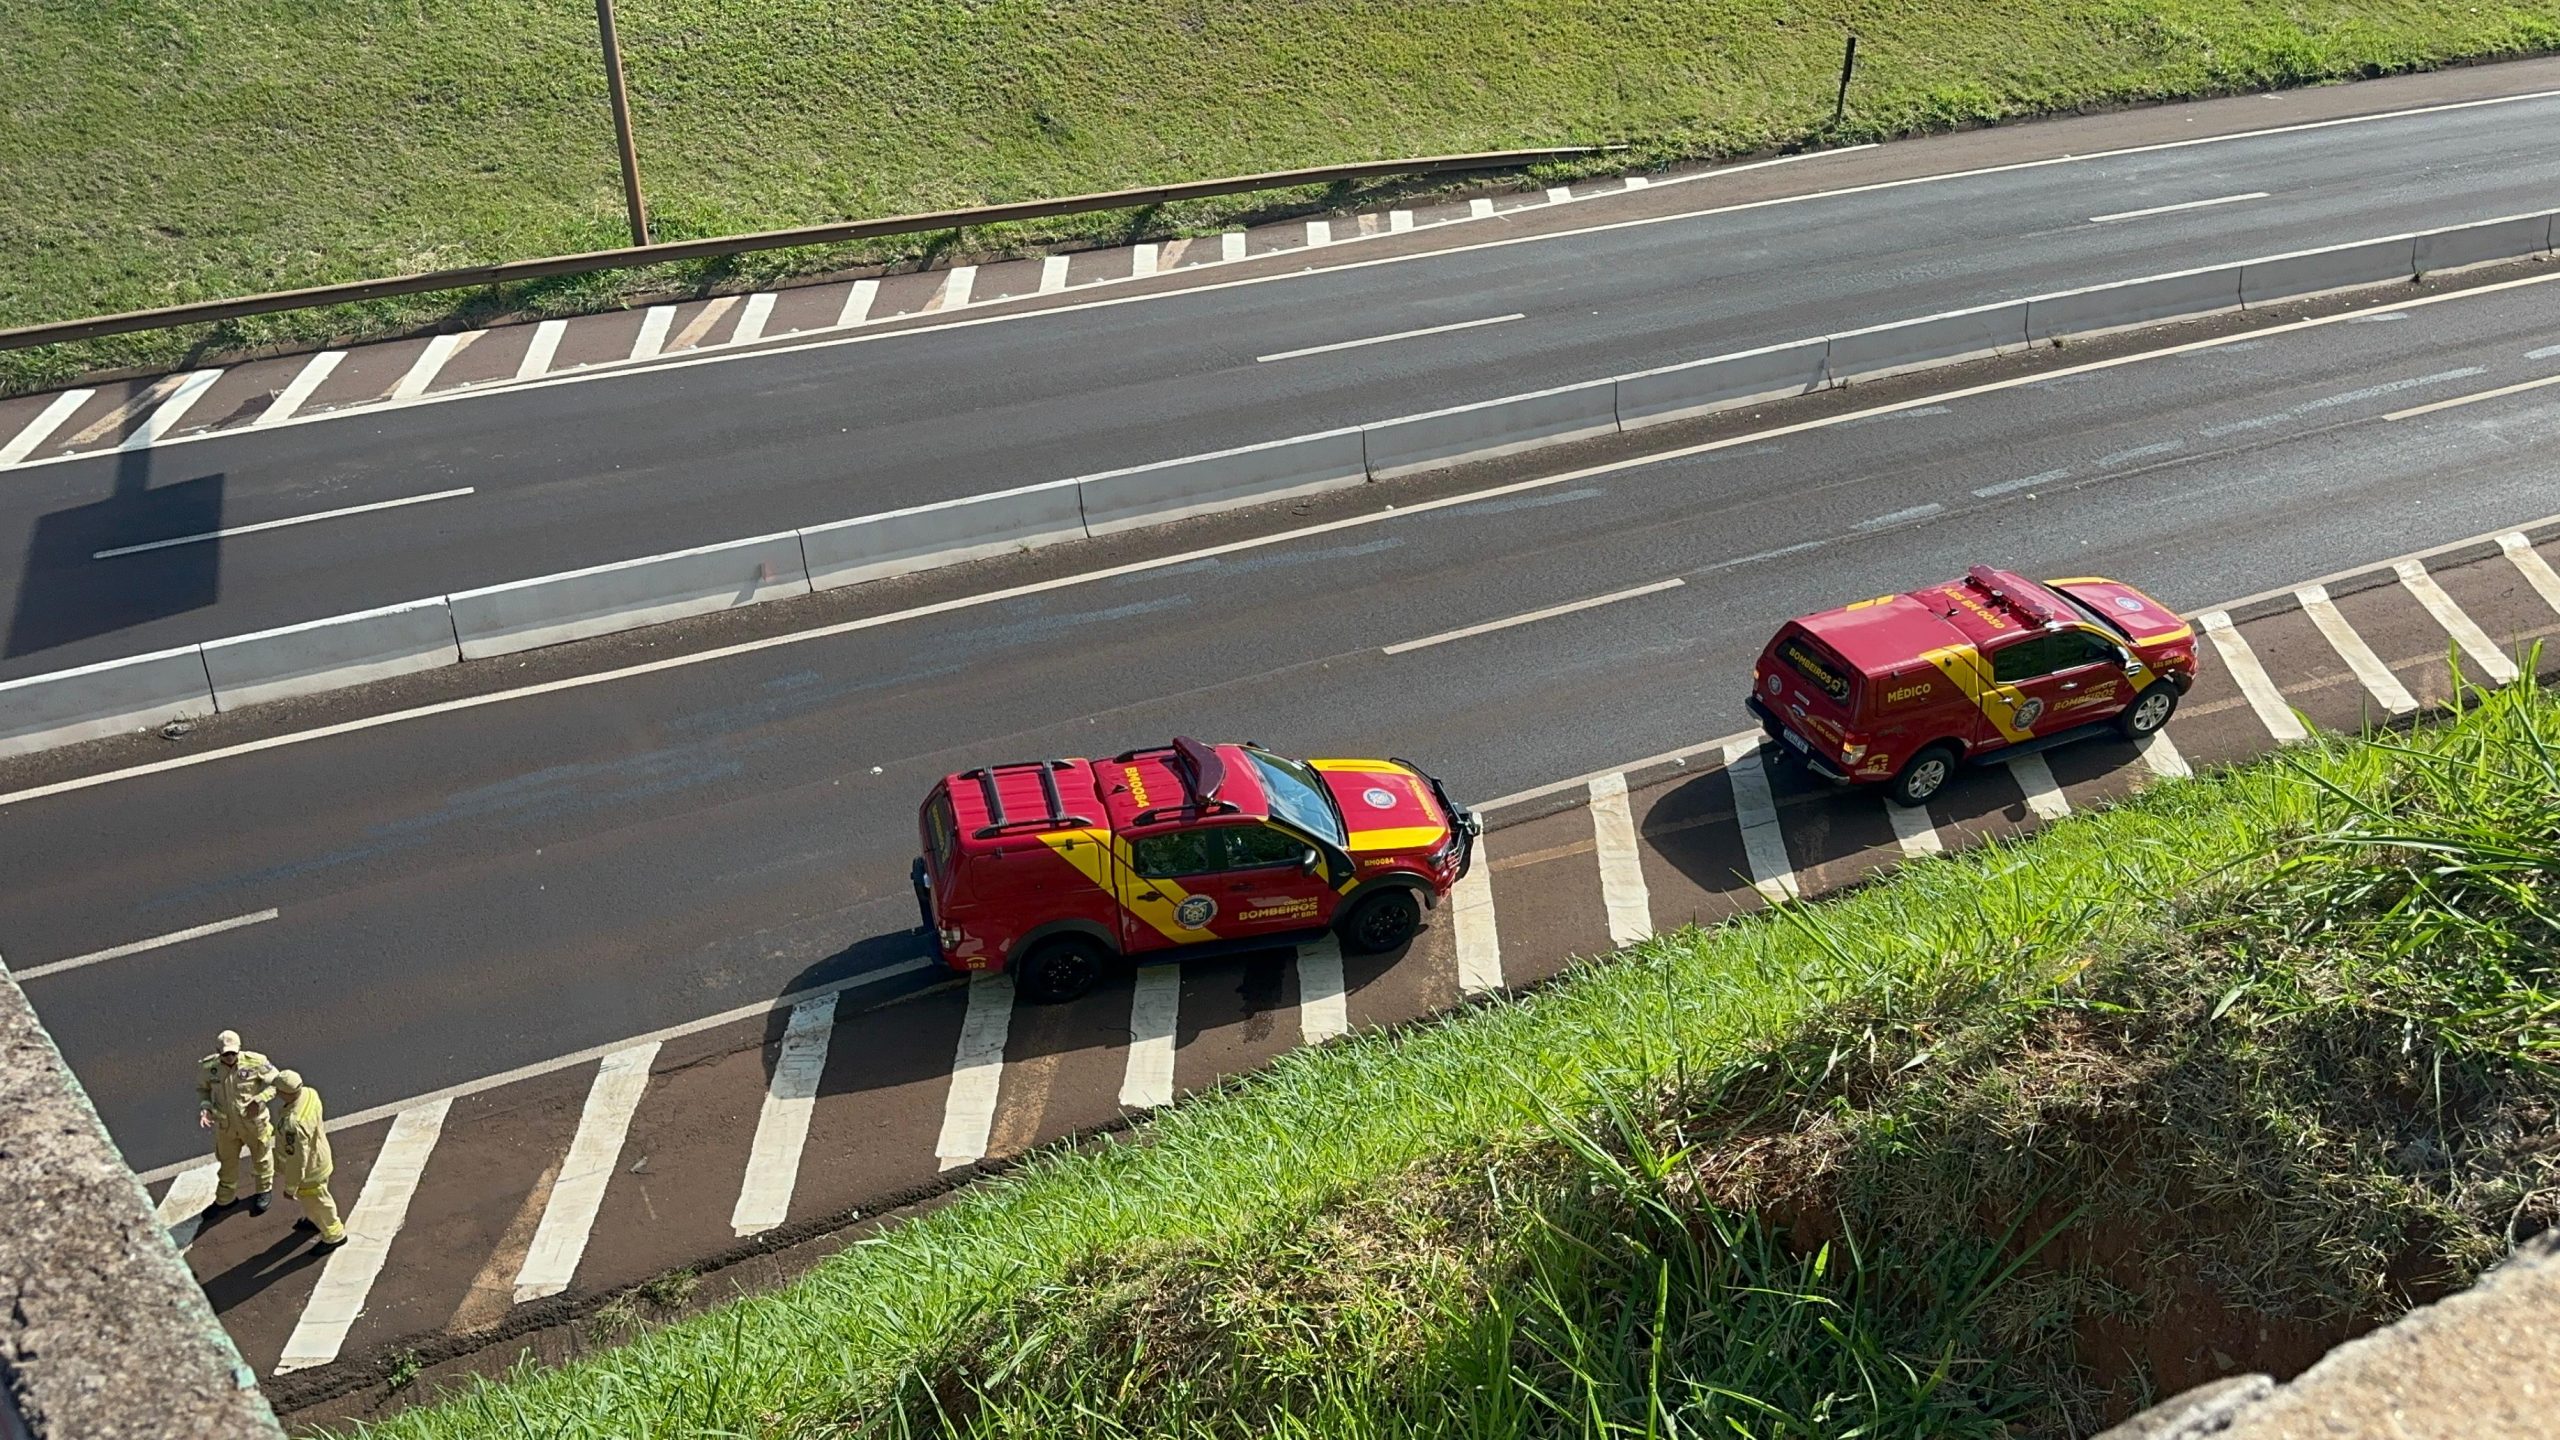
349,675,2557,1438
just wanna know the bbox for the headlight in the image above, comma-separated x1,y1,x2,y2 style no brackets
1841,742,1869,764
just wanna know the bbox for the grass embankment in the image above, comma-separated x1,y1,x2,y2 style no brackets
349,674,2560,1439
9,1,2559,393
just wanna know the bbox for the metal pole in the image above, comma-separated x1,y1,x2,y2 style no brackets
1833,33,1859,126
595,0,650,245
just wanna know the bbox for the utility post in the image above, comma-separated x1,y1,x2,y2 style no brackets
1833,33,1860,128
595,0,651,245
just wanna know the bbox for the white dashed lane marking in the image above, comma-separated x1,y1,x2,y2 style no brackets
1119,966,1179,1110
934,973,1014,1170
261,353,345,425
0,388,94,464
2139,730,2193,780
117,369,224,450
156,1164,219,1252
2089,191,2268,223
1885,799,1944,857
732,292,776,346
2502,533,2560,616
628,305,676,361
1297,938,1349,1044
2298,584,2417,714
1306,219,1332,248
389,334,475,401
1588,772,1653,946
515,321,566,380
91,488,476,561
729,993,837,1237
1450,860,1502,995
513,1043,656,1302
275,1098,451,1374
1721,740,1801,903
2200,611,2309,743
13,908,280,982
2008,753,2071,821
2397,561,2519,683
838,278,880,327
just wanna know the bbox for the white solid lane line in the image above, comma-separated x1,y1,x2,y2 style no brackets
1297,937,1349,1044
628,305,677,360
2200,611,2310,743
91,487,476,560
1589,772,1653,947
2502,533,2560,616
935,973,1015,1170
115,369,224,451
1119,967,1179,1111
276,1097,451,1373
515,320,566,380
14,909,280,982
1383,577,1681,655
729,993,838,1237
2139,730,2194,781
2298,584,2418,715
1038,255,1071,293
2397,561,2519,683
1721,740,1801,903
2008,753,2071,821
389,333,475,401
514,1043,657,1302
2089,191,2270,223
1259,312,1527,365
156,1163,219,1252
732,292,777,346
0,388,95,465
1885,799,1944,857
260,352,345,425
1450,861,1502,996
2385,370,2560,420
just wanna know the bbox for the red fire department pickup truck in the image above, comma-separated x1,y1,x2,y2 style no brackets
913,737,1480,1002
1748,566,2200,806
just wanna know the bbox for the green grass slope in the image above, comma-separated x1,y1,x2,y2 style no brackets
7,1,2557,391
345,677,2558,1438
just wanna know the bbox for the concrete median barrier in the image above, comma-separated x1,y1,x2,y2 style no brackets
2412,212,2556,275
1361,380,1619,479
447,531,811,659
200,599,460,711
1616,338,1831,431
0,644,215,758
2025,265,2244,342
1079,429,1369,535
1825,301,2030,384
2240,236,2418,307
800,479,1087,590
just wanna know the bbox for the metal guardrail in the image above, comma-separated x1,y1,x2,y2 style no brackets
0,146,1606,352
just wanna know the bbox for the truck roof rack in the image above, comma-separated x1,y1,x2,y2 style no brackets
960,759,1094,838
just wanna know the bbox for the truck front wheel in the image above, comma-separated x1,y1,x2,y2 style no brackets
1016,936,1107,1004
1339,889,1422,955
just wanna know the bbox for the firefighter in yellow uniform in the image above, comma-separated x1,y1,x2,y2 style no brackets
196,1029,278,1213
272,1070,346,1249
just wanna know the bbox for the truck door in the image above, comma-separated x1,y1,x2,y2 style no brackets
1118,828,1225,957
1204,824,1335,942
1988,630,2124,740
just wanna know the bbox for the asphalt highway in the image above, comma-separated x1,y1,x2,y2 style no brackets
8,264,2558,1175
4,74,2560,674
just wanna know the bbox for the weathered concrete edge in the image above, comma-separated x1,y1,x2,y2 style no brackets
0,967,283,1439
2094,1232,2560,1439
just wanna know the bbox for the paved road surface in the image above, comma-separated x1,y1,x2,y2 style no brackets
1,62,2556,673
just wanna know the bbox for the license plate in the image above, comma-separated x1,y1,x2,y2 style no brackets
1782,728,1809,753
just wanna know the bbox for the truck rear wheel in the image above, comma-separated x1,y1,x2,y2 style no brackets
1016,936,1106,1004
1339,888,1422,955
1889,744,1959,808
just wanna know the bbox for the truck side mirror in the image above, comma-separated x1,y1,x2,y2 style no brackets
1300,849,1322,874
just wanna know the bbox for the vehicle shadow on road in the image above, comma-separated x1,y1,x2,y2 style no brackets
6,444,223,662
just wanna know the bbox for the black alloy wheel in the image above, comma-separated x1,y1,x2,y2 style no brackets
1340,889,1423,955
1018,937,1106,1003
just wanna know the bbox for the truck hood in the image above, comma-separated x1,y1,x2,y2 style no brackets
1309,760,1452,854
2047,578,2192,646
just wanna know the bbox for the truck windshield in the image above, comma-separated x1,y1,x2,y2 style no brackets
1247,752,1348,848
